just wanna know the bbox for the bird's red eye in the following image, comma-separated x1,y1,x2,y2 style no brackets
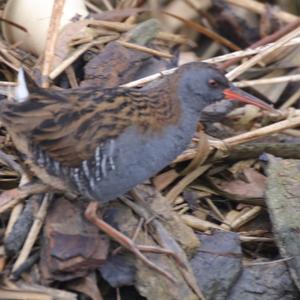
208,79,218,87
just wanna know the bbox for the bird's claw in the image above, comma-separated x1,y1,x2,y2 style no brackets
85,201,180,282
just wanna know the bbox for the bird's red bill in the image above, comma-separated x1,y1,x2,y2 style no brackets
223,85,275,112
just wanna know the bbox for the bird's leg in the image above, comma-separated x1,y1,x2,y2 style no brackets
110,216,185,268
112,217,144,255
85,201,177,282
120,194,187,268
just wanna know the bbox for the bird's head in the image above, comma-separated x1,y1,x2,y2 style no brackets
177,62,275,114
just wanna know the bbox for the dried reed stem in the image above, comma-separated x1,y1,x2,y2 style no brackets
225,0,298,22
226,27,300,80
235,74,300,88
12,194,52,272
41,0,66,88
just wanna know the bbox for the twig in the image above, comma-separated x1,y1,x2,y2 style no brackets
4,203,24,239
3,30,300,91
178,206,190,215
225,0,298,22
49,35,117,80
180,214,224,231
0,81,16,86
12,252,40,279
0,40,23,70
12,193,52,272
84,1,103,13
220,18,300,69
280,90,300,109
235,74,300,88
205,198,225,221
174,114,300,163
121,37,300,88
166,164,212,203
0,149,24,175
230,206,262,230
65,66,79,88
0,183,49,214
89,20,189,44
209,37,300,64
226,26,300,80
0,289,51,300
223,116,300,147
284,129,300,137
122,67,177,88
117,41,173,58
243,257,293,266
222,143,300,161
162,10,240,51
41,0,66,88
7,281,77,300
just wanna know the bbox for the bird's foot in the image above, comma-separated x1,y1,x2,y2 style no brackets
85,201,180,282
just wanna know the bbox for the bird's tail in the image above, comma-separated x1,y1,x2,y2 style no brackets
14,68,29,102
0,67,29,103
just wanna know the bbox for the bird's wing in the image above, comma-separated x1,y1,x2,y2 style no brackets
0,87,139,167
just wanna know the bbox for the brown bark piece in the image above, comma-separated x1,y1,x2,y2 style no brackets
208,167,266,205
40,197,109,282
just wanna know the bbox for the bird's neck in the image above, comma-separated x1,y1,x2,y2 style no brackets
133,73,202,142
131,76,182,134
175,97,201,147
149,78,201,153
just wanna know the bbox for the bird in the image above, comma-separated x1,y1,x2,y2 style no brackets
0,62,274,280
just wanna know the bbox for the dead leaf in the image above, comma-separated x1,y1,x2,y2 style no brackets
208,168,266,204
40,198,109,282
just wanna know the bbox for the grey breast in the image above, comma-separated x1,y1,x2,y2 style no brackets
63,123,191,203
